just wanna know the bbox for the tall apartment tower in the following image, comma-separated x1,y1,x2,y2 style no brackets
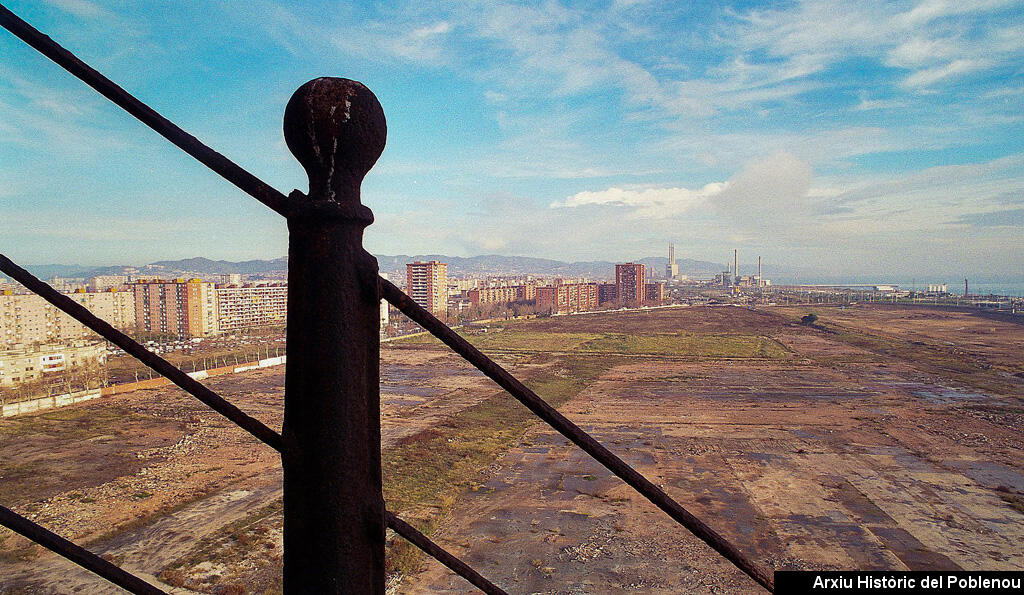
406,261,448,319
133,278,218,338
665,244,679,280
615,263,645,305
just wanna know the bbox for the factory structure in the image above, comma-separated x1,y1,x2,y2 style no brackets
665,244,679,280
408,259,666,318
708,249,769,290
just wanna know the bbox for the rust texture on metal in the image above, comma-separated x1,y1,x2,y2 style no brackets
0,505,168,595
380,278,775,592
0,252,508,595
281,77,387,594
0,4,773,592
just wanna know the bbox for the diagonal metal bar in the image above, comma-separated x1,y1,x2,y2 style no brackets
0,255,507,595
380,278,775,592
0,253,283,451
0,505,168,595
0,4,288,216
386,513,508,595
1,6,761,590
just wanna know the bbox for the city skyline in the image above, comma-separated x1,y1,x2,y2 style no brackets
2,1,1022,277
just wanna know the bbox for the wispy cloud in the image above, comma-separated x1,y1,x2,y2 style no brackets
42,0,110,20
733,0,1021,93
853,94,906,111
954,207,1024,227
903,58,989,88
4,1,1022,275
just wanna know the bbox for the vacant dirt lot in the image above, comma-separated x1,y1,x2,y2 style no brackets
0,349,501,594
399,305,1023,593
1,304,1021,594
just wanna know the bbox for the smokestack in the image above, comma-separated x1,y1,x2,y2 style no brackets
734,249,738,284
758,256,762,287
965,277,968,297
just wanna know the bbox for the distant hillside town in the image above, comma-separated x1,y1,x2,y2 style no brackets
3,243,1015,398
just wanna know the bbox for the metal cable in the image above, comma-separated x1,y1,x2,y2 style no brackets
0,254,283,451
0,505,168,595
1,3,769,591
0,254,507,594
381,278,774,591
0,4,288,216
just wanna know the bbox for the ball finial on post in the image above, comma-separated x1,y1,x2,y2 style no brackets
281,77,387,593
283,77,386,206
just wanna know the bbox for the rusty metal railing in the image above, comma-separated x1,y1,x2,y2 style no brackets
0,4,773,593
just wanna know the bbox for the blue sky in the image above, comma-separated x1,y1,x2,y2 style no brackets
1,0,1022,277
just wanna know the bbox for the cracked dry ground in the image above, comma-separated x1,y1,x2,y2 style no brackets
2,304,1023,594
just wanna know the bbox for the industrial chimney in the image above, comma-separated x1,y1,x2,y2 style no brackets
665,244,679,280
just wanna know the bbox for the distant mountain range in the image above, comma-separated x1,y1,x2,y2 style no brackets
6,254,727,282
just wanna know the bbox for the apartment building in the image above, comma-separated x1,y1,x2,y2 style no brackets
598,283,618,305
645,281,666,305
535,283,599,315
0,341,106,387
468,286,517,306
406,261,448,319
87,275,128,292
215,283,288,332
615,263,646,305
70,290,136,330
0,290,135,347
133,279,218,337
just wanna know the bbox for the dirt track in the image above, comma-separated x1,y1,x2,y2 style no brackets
399,306,1023,593
1,304,1021,594
0,350,500,594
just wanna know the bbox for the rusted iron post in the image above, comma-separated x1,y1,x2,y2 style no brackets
281,78,387,593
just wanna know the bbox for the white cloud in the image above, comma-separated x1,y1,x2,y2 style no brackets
553,183,723,218
853,95,906,111
903,59,989,87
483,90,508,103
0,94,129,157
886,37,959,68
383,21,454,61
896,0,1017,27
412,22,453,37
696,151,823,242
531,152,1024,260
42,0,108,19
734,0,1020,93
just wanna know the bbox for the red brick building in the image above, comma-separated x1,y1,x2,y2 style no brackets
535,283,599,315
615,263,645,305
